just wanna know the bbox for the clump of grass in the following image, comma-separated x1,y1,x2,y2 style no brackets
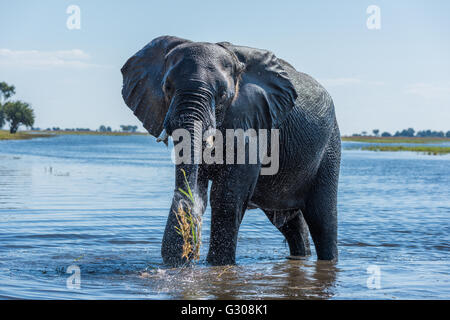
174,169,202,262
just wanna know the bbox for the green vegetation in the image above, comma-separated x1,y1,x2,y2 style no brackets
351,127,450,139
0,129,147,141
98,125,112,132
361,145,450,155
344,128,450,155
1,128,148,141
0,130,52,141
3,101,35,133
343,133,450,155
0,82,16,130
120,125,138,132
0,82,35,133
0,82,15,102
174,168,202,263
43,130,146,136
342,136,450,144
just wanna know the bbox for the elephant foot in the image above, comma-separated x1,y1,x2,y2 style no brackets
162,254,190,267
206,252,236,266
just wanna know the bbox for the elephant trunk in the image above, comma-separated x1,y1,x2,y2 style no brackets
163,87,215,137
161,92,214,266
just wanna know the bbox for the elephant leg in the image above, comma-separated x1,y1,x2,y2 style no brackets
302,151,339,261
263,209,311,258
207,164,260,265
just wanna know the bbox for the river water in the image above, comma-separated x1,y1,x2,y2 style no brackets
0,135,448,299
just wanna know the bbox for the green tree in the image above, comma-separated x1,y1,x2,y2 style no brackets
3,101,35,133
0,82,16,103
0,105,4,129
372,129,380,136
98,125,112,132
120,125,138,132
394,128,415,137
0,82,16,129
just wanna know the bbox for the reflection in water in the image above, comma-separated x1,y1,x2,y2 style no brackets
0,135,449,299
139,260,338,300
275,260,338,299
0,155,31,211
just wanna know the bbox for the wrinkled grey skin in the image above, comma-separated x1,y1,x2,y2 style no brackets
121,36,340,266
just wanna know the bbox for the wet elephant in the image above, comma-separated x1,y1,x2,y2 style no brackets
121,36,341,266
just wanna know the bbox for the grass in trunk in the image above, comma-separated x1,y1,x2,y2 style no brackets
174,168,202,262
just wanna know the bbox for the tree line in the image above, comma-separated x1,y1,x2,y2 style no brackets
353,128,450,138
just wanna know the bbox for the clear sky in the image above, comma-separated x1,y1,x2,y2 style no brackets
1,0,449,135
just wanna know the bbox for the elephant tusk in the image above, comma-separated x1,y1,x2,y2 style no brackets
156,129,169,146
205,135,214,148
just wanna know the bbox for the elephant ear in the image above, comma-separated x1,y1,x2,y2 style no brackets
217,42,298,130
121,36,191,137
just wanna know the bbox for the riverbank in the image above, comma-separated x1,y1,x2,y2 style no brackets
0,130,53,141
362,145,450,155
46,130,148,136
342,136,450,144
0,130,148,140
342,136,450,155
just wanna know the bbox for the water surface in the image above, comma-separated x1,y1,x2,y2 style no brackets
0,135,449,299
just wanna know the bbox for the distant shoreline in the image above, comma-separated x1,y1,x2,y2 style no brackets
342,136,450,155
3,132,449,142
0,130,148,140
358,145,450,155
2,131,450,155
342,136,450,144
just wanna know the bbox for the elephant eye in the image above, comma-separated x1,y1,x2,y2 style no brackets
220,90,227,100
218,85,228,100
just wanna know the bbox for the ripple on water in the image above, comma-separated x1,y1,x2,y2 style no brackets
0,136,449,299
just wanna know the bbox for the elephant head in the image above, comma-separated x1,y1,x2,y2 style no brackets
121,36,297,265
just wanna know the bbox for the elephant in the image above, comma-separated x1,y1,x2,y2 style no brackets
121,36,341,266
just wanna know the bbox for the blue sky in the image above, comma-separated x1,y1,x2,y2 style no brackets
1,0,449,135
